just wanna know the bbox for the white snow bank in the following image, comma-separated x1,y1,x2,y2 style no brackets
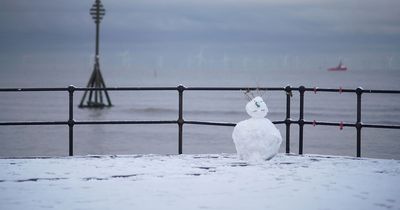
0,154,399,210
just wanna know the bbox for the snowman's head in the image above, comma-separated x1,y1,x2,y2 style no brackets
245,96,268,118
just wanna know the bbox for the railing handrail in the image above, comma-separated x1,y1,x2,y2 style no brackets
0,86,284,92
2,86,400,93
1,85,400,157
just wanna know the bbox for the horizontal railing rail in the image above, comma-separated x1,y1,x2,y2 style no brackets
1,85,399,157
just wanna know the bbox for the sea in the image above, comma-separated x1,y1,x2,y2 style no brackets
1,62,400,159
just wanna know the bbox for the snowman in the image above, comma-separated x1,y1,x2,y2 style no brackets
232,95,282,161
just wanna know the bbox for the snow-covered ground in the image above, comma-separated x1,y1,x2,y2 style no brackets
0,154,399,210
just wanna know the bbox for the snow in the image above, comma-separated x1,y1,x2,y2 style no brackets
1,154,399,210
233,119,282,161
233,96,282,161
245,96,269,119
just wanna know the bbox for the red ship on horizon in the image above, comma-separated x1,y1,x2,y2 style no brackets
328,61,347,71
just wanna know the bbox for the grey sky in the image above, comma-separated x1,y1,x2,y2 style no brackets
0,0,399,73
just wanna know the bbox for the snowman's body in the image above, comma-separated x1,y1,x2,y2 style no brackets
232,96,282,161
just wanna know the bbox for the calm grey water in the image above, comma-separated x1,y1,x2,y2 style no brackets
1,66,400,159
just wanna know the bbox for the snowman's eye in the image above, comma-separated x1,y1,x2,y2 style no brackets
255,101,260,108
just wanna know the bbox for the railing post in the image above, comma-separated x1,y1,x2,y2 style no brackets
68,85,75,156
298,86,305,155
356,87,363,157
285,86,292,154
177,85,185,154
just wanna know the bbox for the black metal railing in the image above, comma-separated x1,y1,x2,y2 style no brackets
1,85,400,157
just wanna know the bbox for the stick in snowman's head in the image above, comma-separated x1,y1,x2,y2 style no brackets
243,89,269,119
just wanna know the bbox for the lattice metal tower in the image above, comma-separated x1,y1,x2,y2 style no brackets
79,0,112,108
